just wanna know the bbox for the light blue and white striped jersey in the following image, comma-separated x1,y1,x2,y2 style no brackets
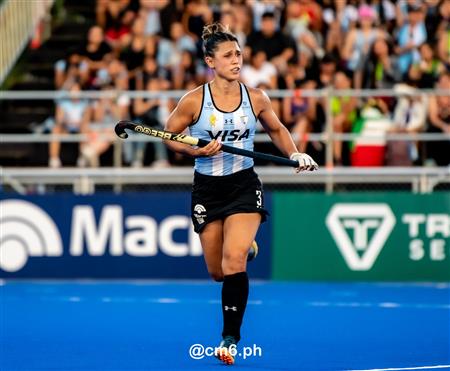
189,82,257,176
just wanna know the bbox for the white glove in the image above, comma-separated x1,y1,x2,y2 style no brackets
290,152,319,173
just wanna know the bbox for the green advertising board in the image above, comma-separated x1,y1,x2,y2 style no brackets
272,193,450,281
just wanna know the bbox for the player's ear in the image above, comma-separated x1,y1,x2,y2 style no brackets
204,56,214,69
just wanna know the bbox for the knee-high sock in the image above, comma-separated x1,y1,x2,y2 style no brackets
221,271,249,342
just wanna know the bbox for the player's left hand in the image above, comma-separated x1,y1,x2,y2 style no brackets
290,152,318,173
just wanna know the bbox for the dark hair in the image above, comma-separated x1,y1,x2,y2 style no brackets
202,22,239,57
321,53,337,65
261,11,275,19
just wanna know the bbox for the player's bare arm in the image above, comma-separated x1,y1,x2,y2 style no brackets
250,87,298,158
164,87,221,157
250,87,318,172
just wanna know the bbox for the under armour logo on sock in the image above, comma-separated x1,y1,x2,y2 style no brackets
224,306,237,312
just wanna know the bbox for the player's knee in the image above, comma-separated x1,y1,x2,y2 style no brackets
223,248,247,264
222,249,247,273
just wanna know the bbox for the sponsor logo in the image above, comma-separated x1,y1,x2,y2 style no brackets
193,204,207,225
326,203,396,270
224,306,237,311
402,213,449,261
0,200,63,272
206,129,249,142
0,200,202,273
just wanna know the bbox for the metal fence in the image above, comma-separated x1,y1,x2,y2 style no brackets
1,88,449,194
1,167,449,195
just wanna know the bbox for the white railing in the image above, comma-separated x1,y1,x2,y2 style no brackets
1,88,449,173
0,0,54,85
1,167,449,195
1,88,450,100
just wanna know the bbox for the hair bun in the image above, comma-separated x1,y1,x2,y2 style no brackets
202,22,229,42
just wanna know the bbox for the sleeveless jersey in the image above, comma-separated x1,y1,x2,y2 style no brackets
189,82,257,176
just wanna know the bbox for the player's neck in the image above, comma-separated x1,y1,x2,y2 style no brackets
210,78,240,96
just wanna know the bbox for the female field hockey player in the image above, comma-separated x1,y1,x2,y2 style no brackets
164,23,318,365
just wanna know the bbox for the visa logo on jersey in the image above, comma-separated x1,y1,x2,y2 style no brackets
206,129,250,142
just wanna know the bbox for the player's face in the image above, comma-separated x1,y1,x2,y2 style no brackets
207,41,242,81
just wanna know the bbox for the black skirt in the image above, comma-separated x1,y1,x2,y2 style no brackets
191,167,269,233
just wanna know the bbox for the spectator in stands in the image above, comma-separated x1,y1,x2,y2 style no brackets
249,0,283,32
323,0,358,60
54,54,89,90
245,11,297,73
283,79,325,154
386,83,427,166
241,50,277,88
168,21,197,61
173,50,199,90
395,3,427,77
395,0,420,26
426,72,450,166
370,0,397,32
435,0,450,67
96,0,135,51
138,0,165,36
284,0,324,59
137,55,159,88
363,37,401,89
219,5,247,49
119,16,146,81
284,46,316,87
411,42,446,88
315,53,337,88
225,1,252,41
182,0,213,53
81,82,130,167
423,0,445,42
165,21,197,87
341,4,385,88
94,57,129,90
49,81,90,168
38,0,450,170
330,70,358,165
76,25,113,86
126,78,171,167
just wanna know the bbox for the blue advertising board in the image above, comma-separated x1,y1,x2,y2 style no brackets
0,193,271,279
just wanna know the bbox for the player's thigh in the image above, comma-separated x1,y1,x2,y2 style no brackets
222,213,261,258
199,219,224,280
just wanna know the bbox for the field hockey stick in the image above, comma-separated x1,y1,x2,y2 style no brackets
115,120,300,167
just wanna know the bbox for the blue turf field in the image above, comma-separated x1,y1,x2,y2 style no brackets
1,280,449,371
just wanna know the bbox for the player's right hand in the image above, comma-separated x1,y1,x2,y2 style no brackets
194,139,222,157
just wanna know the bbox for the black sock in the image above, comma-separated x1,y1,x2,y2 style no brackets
221,271,249,342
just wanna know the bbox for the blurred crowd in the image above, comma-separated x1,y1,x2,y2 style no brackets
48,0,450,168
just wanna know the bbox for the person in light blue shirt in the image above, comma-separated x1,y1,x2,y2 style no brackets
395,4,427,75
